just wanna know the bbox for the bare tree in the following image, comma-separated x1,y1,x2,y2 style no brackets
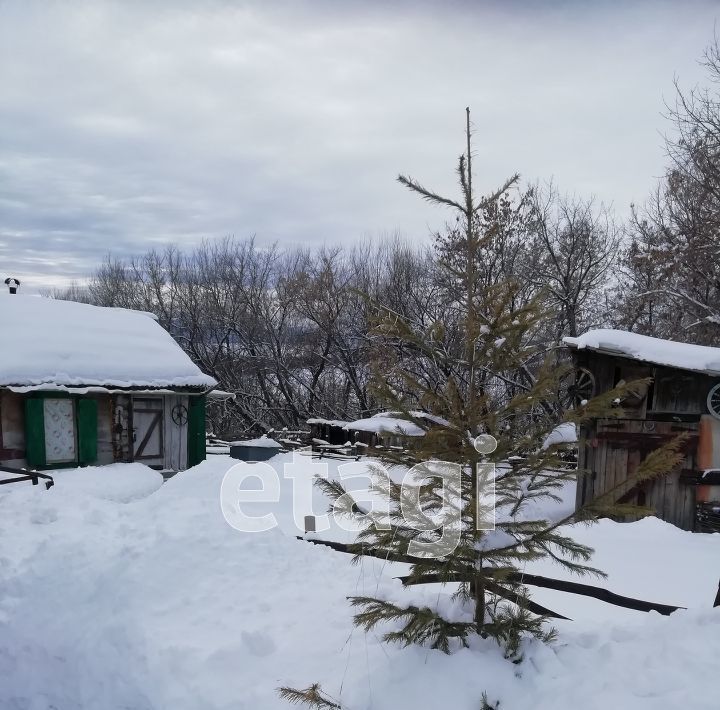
524,184,619,340
617,36,720,344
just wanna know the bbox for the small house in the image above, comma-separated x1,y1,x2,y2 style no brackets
344,412,448,449
307,412,449,451
565,328,720,531
307,418,351,446
0,295,217,472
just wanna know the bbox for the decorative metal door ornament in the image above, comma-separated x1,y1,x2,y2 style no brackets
172,404,189,426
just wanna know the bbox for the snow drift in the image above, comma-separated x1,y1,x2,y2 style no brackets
0,455,718,709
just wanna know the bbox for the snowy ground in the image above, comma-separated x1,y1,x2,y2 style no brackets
1,454,719,710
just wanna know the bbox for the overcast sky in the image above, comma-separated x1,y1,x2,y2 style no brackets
1,0,718,291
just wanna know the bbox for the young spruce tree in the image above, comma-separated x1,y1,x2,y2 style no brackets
320,109,684,654
280,109,685,709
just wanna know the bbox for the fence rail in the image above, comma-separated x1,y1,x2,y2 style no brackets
0,465,54,490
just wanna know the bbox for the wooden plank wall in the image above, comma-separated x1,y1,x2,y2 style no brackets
578,418,697,530
0,391,26,465
88,393,114,465
163,394,189,471
112,393,132,462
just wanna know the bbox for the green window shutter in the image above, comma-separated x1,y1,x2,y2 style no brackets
77,398,98,465
187,395,206,468
24,398,46,468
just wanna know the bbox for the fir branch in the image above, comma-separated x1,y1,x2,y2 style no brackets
397,174,465,211
349,596,471,653
277,684,343,709
474,174,520,213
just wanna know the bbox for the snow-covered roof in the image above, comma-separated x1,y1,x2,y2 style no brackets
564,329,720,377
345,415,425,436
306,418,350,428
229,436,282,448
0,296,217,391
344,411,449,437
308,412,450,437
371,411,451,427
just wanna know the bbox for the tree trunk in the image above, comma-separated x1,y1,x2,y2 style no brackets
473,570,486,634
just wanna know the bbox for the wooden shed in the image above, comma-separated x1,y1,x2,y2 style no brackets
308,412,449,451
307,418,351,446
565,328,720,531
0,295,217,472
344,412,449,450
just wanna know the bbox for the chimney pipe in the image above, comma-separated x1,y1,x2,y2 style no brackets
4,277,20,295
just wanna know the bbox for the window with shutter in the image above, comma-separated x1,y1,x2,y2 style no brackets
24,395,99,468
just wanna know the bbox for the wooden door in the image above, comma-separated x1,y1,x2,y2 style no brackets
131,397,164,466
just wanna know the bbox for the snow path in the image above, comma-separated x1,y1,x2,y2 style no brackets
1,456,719,709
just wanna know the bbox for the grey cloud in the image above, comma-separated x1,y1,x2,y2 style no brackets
0,0,717,291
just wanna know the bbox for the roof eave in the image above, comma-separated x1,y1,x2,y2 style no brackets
564,342,720,378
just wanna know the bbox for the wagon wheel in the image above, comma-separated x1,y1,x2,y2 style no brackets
560,366,596,410
171,404,189,426
707,382,720,420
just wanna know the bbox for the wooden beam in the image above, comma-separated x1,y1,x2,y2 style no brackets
505,571,682,616
296,536,685,617
595,431,698,452
397,570,683,615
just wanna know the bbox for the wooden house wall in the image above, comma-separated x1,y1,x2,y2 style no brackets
573,348,720,531
309,422,349,446
0,391,117,468
0,390,191,472
113,393,133,462
577,418,697,530
345,429,414,448
351,429,377,447
651,368,710,414
90,393,115,465
575,351,717,418
346,429,423,450
0,391,26,465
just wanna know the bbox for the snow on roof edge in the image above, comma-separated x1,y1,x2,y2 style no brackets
229,436,282,448
563,329,720,377
344,415,425,437
6,383,214,395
